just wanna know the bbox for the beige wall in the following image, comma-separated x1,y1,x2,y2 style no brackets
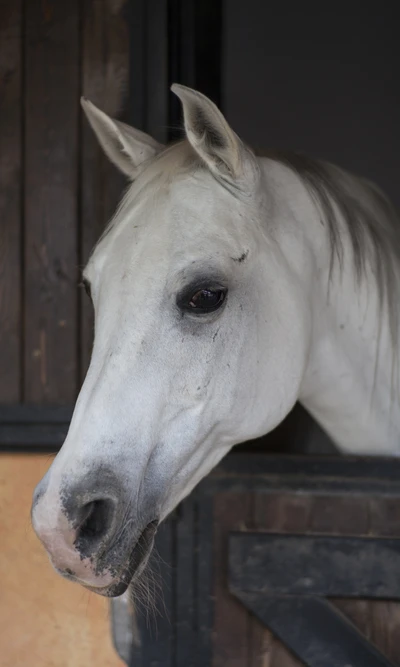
0,454,124,667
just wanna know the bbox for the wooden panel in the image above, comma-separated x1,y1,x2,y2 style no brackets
176,499,196,666
334,497,400,663
231,534,400,598
209,487,400,666
146,0,168,143
0,0,22,402
0,404,72,451
250,493,312,667
80,0,129,377
246,494,400,666
0,454,124,667
212,493,253,667
24,0,79,402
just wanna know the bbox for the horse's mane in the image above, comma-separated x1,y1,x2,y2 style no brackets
258,149,400,347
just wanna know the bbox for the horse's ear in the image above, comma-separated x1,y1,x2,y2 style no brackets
171,84,249,182
81,98,163,179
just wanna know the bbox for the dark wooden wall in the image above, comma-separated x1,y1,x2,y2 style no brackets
0,0,129,407
0,0,220,409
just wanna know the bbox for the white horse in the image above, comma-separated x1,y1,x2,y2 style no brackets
32,85,400,597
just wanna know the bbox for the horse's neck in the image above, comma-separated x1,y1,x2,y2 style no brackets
300,259,400,455
262,158,400,456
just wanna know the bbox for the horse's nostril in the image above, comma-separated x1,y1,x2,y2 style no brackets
75,499,115,551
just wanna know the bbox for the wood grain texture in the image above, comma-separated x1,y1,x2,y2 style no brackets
249,493,312,667
145,0,168,143
212,491,400,666
80,0,128,378
212,493,253,667
0,0,22,402
24,0,79,402
0,454,124,667
250,494,400,666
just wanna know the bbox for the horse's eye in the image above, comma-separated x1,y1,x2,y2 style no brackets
183,288,227,314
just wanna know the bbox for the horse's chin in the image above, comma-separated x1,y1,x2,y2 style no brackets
82,578,132,598
86,546,155,597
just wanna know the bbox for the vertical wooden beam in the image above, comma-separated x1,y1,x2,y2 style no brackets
129,0,146,129
212,493,253,667
175,498,196,666
0,0,23,402
80,0,129,378
249,493,313,667
24,0,79,402
196,494,214,667
145,0,169,143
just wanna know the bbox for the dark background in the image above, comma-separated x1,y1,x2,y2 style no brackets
223,1,399,208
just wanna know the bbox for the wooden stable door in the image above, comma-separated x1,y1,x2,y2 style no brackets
123,456,400,667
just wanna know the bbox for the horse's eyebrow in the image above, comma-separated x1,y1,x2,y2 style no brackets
231,250,249,263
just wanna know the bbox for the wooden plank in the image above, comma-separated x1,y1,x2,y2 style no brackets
24,0,79,403
308,494,370,534
0,424,67,451
249,494,371,666
230,534,400,598
213,453,400,484
168,0,195,141
334,497,400,665
196,494,214,667
0,403,71,450
250,493,313,667
369,496,400,537
307,495,397,666
0,0,22,402
176,497,196,667
129,0,146,129
80,0,129,377
236,594,394,667
212,493,253,667
207,453,400,496
145,0,168,143
246,492,400,666
0,404,73,423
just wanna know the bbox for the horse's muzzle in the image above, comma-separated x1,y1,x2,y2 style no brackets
78,519,158,597
31,470,158,595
